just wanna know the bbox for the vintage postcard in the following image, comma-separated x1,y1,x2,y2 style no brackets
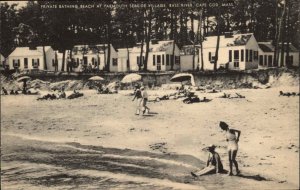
1,0,299,189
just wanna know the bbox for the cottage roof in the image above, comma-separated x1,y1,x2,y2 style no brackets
202,33,253,48
258,43,274,52
258,42,298,52
9,46,52,57
131,40,175,53
73,44,109,54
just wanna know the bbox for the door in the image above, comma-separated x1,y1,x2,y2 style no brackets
24,58,28,69
157,55,161,71
83,56,88,65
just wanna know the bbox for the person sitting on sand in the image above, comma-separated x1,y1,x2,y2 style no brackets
59,88,66,99
132,85,142,115
191,145,224,177
1,87,8,95
67,89,84,99
219,121,241,176
178,84,185,95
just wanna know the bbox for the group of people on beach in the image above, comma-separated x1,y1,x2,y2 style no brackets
191,121,241,177
132,84,150,115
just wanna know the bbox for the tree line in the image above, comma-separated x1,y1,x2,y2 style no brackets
0,0,299,71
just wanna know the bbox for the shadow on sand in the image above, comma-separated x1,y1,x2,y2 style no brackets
237,174,270,181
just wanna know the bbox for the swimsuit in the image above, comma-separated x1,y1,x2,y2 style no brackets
226,129,238,151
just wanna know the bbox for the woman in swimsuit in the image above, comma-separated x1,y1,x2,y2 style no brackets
219,121,241,176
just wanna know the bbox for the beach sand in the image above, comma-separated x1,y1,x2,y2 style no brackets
1,86,299,189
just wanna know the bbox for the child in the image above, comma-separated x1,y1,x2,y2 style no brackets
191,145,224,177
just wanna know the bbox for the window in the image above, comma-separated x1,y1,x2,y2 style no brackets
92,58,95,65
153,55,156,66
246,50,249,62
112,58,118,66
24,58,28,68
241,50,244,62
162,54,165,65
52,59,55,66
259,55,263,65
137,56,144,65
249,50,253,62
13,59,20,67
175,56,180,65
171,55,174,65
229,50,232,62
76,58,79,67
157,55,161,64
264,55,267,66
234,50,239,60
268,55,272,66
209,52,215,63
32,59,39,68
137,56,140,65
166,54,169,65
254,51,258,60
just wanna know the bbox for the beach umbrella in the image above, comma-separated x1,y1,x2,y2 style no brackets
121,73,142,83
88,76,104,81
16,76,31,82
170,73,195,86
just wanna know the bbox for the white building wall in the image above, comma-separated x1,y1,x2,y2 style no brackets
129,52,144,72
9,55,44,70
117,49,130,72
180,55,198,71
245,35,259,69
109,45,119,72
45,48,56,71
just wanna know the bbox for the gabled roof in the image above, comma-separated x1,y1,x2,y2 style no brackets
9,46,52,57
258,42,299,52
258,43,274,52
10,47,43,57
202,33,253,48
131,40,175,53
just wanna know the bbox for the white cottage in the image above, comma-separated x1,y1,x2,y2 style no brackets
200,33,259,70
180,45,199,71
116,48,132,72
258,42,299,68
8,46,55,71
71,44,117,72
129,40,181,72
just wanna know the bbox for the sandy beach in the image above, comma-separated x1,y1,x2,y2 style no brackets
1,86,299,189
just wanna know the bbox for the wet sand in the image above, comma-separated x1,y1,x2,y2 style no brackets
1,87,299,189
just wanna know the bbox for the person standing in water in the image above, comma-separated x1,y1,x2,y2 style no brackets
219,121,241,176
132,85,142,115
